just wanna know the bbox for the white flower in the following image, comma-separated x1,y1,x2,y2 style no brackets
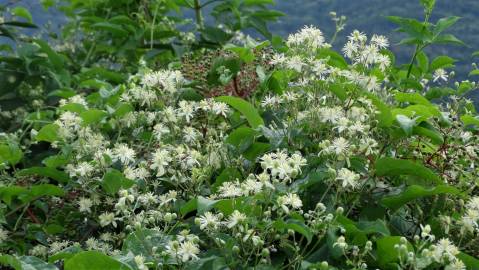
99,212,117,227
342,41,358,59
150,149,172,177
178,100,196,123
336,168,360,189
445,260,466,270
196,212,222,231
433,69,449,83
371,35,389,49
331,137,350,156
287,25,328,51
0,227,8,242
78,197,93,213
142,70,184,93
177,241,200,262
134,255,147,270
278,193,303,213
432,238,459,263
226,210,247,228
217,181,243,198
333,236,348,250
211,102,229,117
113,143,136,165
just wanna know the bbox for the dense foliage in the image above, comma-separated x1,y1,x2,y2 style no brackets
0,0,479,269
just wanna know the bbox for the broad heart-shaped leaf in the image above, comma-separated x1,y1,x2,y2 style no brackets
36,124,60,143
216,96,264,128
16,167,70,183
18,256,58,270
101,169,135,195
376,236,413,268
80,109,108,126
457,252,479,270
64,251,132,270
122,229,171,262
0,143,23,166
381,185,460,211
375,157,441,185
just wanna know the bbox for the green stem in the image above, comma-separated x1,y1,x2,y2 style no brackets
193,0,204,29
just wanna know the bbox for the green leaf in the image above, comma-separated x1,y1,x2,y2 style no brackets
242,142,270,161
461,115,479,127
395,114,417,136
430,56,456,71
122,229,170,262
469,70,479,77
433,34,465,46
0,143,23,166
186,256,227,270
212,167,242,192
473,51,479,58
59,103,87,114
80,109,108,126
36,124,60,143
64,251,132,270
34,40,64,70
416,51,429,74
375,157,441,185
317,49,348,69
382,185,460,211
394,93,432,106
434,16,460,35
102,169,135,195
180,198,197,216
412,125,444,145
0,255,21,270
12,7,33,23
377,236,413,268
18,256,59,270
363,92,393,127
16,167,70,183
216,96,264,128
457,252,479,270
226,127,259,152
274,219,313,244
91,22,129,37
